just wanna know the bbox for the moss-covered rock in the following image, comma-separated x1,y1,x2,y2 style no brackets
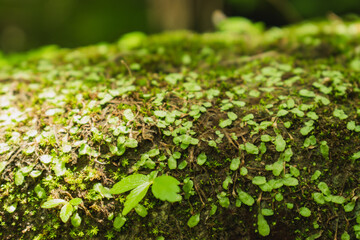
0,18,360,240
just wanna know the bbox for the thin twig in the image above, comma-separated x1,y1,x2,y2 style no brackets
121,59,133,78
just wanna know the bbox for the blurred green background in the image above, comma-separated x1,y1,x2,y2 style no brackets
0,0,360,53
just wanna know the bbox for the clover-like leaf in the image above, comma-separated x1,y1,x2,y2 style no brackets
333,109,348,120
341,232,350,240
152,175,182,202
237,190,255,206
123,109,135,121
134,204,148,217
230,158,240,171
154,110,167,118
187,213,200,228
329,195,345,204
69,198,83,206
219,119,232,128
60,203,73,223
344,201,355,212
15,170,24,186
299,89,315,98
257,213,270,237
317,182,331,196
196,153,207,165
94,183,113,199
299,207,311,217
168,156,177,169
41,199,67,208
313,192,325,205
277,109,289,117
300,125,314,136
110,174,150,194
274,135,286,152
34,184,46,199
71,212,82,227
244,142,259,154
227,112,238,120
252,176,266,185
271,160,283,176
261,208,274,216
282,177,298,186
113,215,127,230
122,181,151,216
124,138,138,148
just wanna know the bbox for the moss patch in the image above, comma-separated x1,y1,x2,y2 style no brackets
1,18,360,240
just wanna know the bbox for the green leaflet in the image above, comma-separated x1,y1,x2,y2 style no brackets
252,176,266,185
71,212,82,227
282,177,298,186
41,199,66,208
93,183,113,199
15,170,24,186
123,109,135,121
237,190,255,206
196,153,207,165
257,213,270,236
60,203,73,223
34,184,46,199
69,198,83,206
317,182,331,196
134,204,148,217
152,175,182,202
244,142,259,154
274,135,286,152
187,213,200,228
122,181,151,216
110,174,150,194
168,156,177,169
230,158,240,171
113,215,127,230
299,207,311,217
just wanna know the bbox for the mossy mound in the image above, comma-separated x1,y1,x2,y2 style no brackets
1,18,360,240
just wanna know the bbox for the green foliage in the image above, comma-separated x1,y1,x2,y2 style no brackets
257,213,270,236
196,153,207,165
60,203,74,223
187,213,200,228
152,175,182,202
244,142,259,154
252,176,266,185
2,16,360,240
110,172,181,216
34,184,46,199
71,213,82,228
237,189,255,206
230,157,240,171
274,135,286,152
333,109,348,120
110,174,150,194
41,198,83,225
113,215,126,230
299,207,311,217
134,204,148,217
123,182,151,216
41,199,66,208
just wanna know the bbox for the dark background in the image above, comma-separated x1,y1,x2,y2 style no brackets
0,0,360,53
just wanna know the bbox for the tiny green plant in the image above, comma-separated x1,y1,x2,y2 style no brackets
41,198,83,227
109,171,181,216
187,213,200,228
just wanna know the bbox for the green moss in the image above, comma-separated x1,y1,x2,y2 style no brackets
1,17,360,239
